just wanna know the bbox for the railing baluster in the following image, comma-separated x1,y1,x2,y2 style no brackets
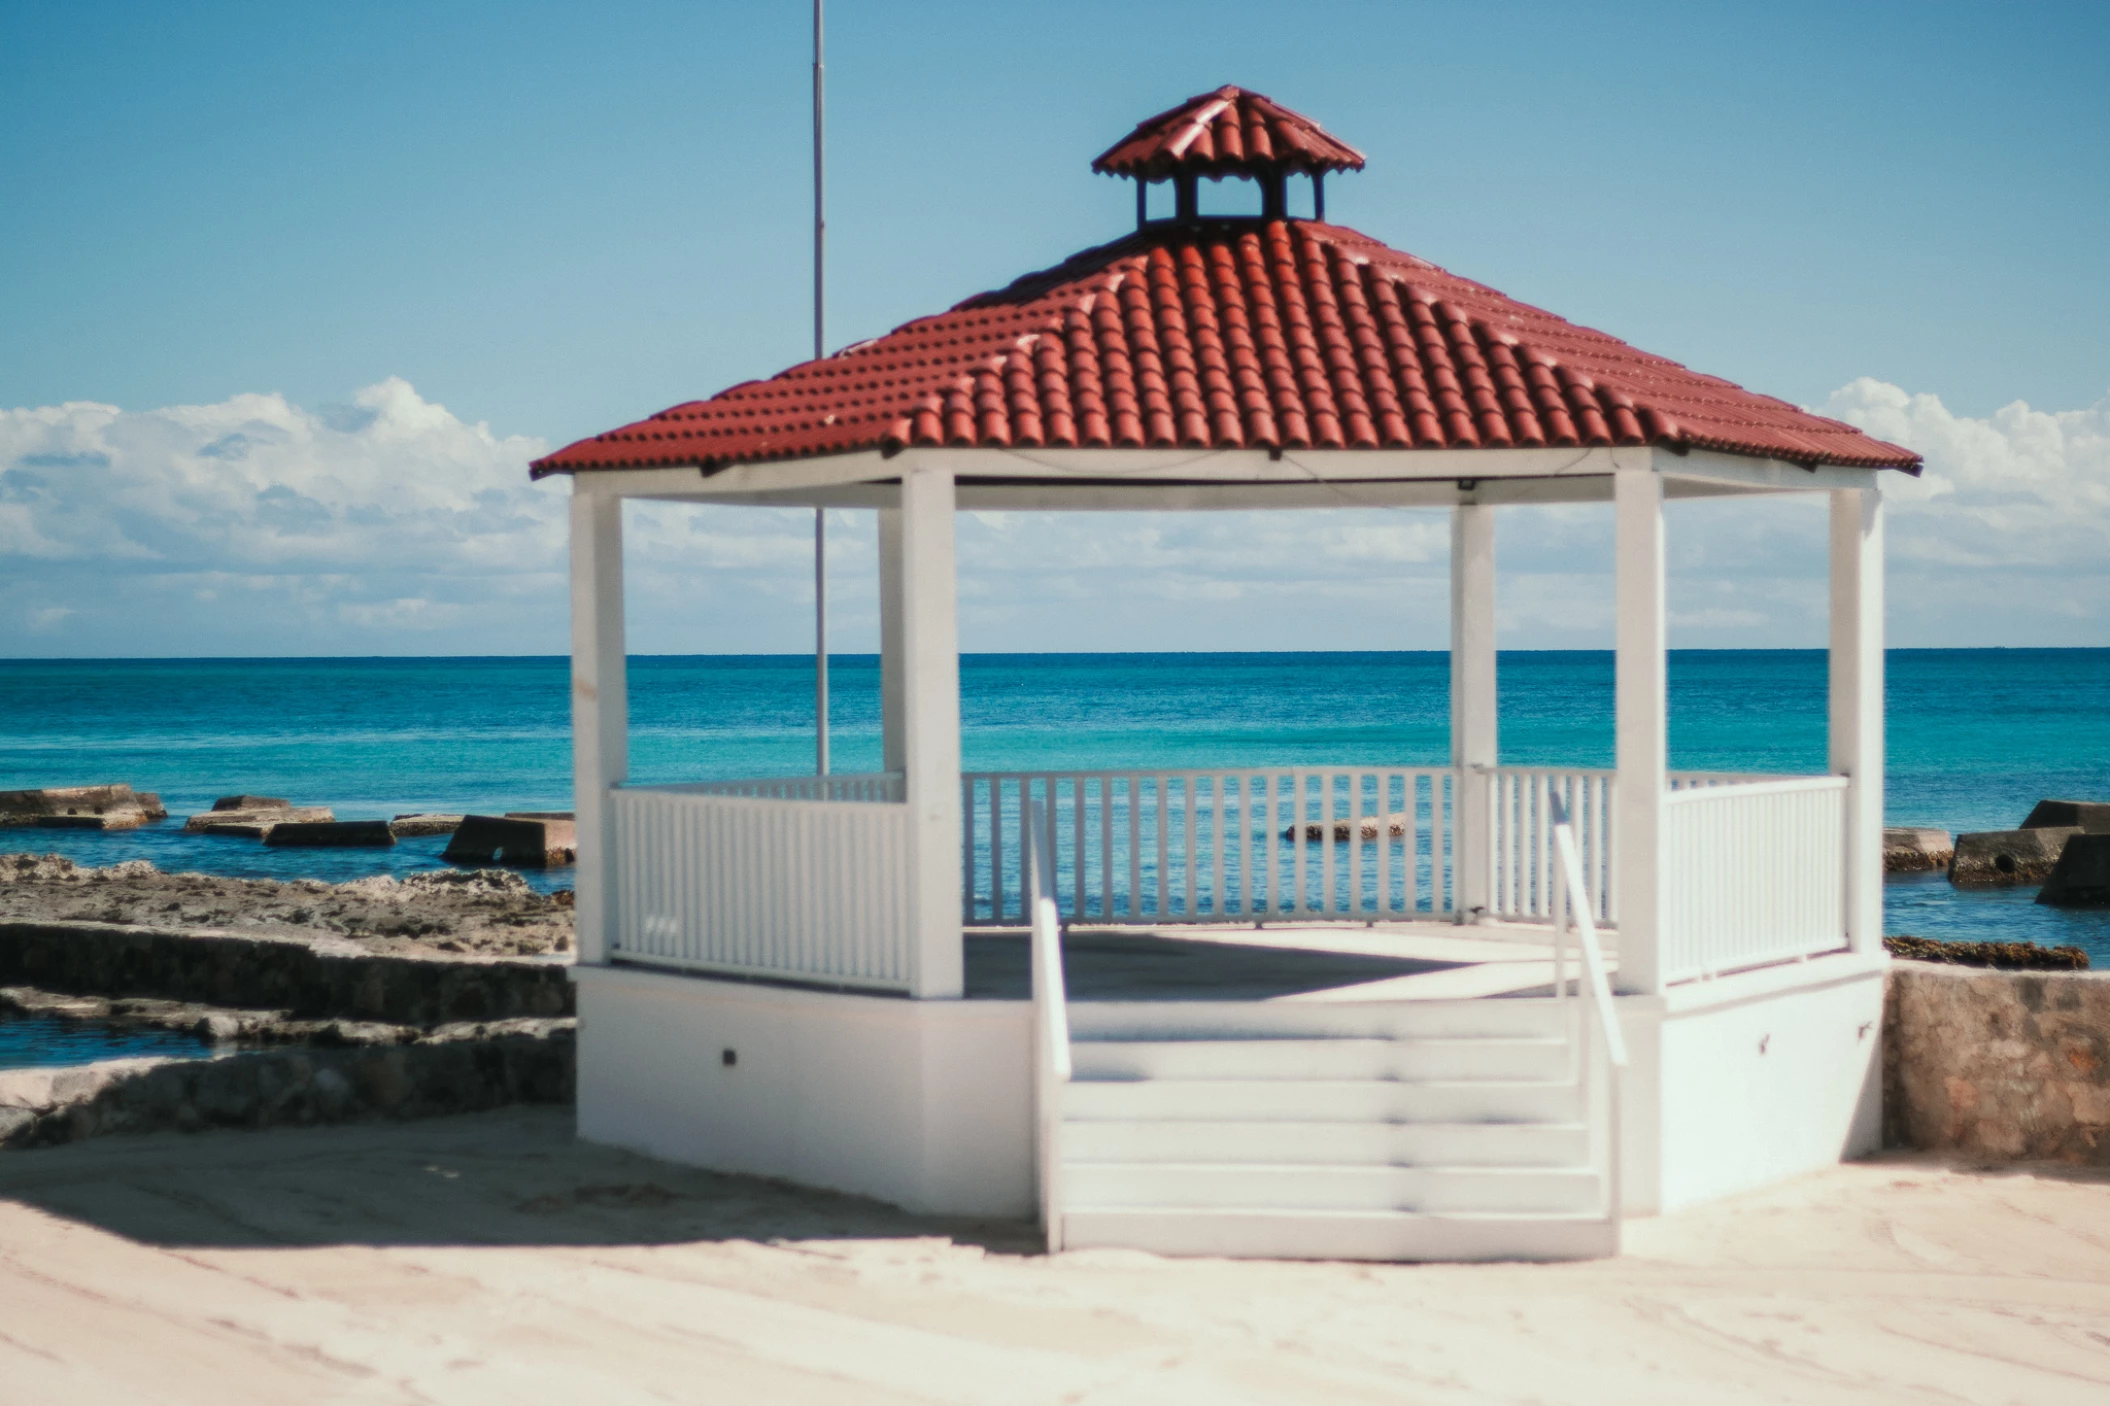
1072,776,1086,920
1215,772,1232,916
1126,777,1141,923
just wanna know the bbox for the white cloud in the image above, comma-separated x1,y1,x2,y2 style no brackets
1824,380,2110,644
0,380,569,654
4,377,2105,655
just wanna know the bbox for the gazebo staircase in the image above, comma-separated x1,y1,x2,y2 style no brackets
1053,998,1615,1261
1025,798,1626,1262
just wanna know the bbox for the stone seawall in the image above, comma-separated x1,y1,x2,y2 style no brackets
0,1026,573,1149
0,920,573,1026
1884,961,2110,1165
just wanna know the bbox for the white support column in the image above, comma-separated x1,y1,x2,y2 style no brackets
1830,486,1885,957
898,462,963,998
569,486,628,967
1614,460,1666,994
1450,501,1498,922
877,502,907,774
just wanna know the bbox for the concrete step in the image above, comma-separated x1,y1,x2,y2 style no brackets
1063,1162,1602,1215
1070,1036,1568,1084
1059,1207,1618,1262
1063,1077,1584,1126
1060,1118,1591,1168
1068,998,1565,1044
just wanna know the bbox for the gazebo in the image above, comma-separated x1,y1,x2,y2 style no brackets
532,87,1920,1261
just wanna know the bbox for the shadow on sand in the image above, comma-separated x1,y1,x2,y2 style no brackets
0,1107,1042,1254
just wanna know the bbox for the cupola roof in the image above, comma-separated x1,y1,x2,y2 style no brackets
1091,85,1365,182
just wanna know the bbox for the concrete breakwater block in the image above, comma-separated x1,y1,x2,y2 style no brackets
263,820,397,849
443,814,576,868
0,784,165,831
1949,827,2081,887
1884,828,1954,873
2022,799,2110,833
212,794,289,812
1284,812,1412,842
184,803,335,837
2039,833,2110,908
390,813,465,838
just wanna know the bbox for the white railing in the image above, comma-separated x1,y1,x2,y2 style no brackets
609,785,917,990
1668,771,1792,792
657,772,904,802
964,768,1454,926
1026,798,1070,1255
1486,767,1616,925
1661,775,1848,983
1550,795,1627,1243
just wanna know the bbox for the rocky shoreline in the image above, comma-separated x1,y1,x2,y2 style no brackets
0,852,581,1148
0,852,573,958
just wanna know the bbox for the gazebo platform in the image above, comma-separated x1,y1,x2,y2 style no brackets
959,923,1583,1002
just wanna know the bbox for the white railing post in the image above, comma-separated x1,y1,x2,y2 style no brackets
1451,502,1498,923
878,499,908,775
900,461,963,997
1027,798,1071,1254
570,485,627,967
1830,487,1886,957
1614,457,1666,995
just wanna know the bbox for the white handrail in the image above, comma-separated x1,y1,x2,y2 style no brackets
1026,797,1070,1254
1550,794,1626,1245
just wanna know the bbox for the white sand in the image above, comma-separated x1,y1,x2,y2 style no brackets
3,1109,2108,1404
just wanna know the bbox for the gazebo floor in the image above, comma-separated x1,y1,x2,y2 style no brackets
962,921,1599,1003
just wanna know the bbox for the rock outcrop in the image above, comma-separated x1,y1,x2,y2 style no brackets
2039,833,2110,908
389,813,465,838
1948,827,2079,887
444,814,577,868
1284,812,1412,842
1882,935,2088,970
0,855,572,958
184,797,336,837
0,785,165,831
1883,827,1953,873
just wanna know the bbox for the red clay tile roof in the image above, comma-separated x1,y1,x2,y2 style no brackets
1092,86,1365,181
532,218,1921,477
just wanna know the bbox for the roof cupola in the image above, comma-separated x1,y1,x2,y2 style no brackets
1092,85,1365,227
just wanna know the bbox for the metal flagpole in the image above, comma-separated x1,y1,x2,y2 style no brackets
812,0,829,776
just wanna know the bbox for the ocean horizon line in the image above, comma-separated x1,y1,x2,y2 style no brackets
6,645,2109,666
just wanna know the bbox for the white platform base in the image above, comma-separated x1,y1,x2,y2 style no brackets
1621,949,1887,1214
571,949,1889,1245
571,964,1033,1218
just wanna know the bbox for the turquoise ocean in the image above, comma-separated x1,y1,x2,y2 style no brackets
3,650,2107,961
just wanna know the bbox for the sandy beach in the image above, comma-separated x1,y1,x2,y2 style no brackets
0,1109,2104,1404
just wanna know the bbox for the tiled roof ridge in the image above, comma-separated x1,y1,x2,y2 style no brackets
531,217,1920,476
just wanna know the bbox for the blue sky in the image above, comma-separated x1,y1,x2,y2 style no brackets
3,1,2107,656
